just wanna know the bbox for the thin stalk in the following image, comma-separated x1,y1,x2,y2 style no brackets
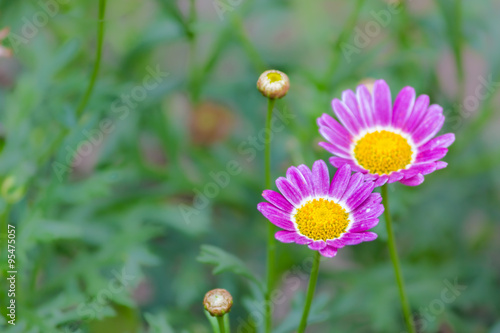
264,98,276,333
231,14,266,73
223,314,230,333
204,311,219,333
76,0,107,118
264,99,275,188
454,0,465,111
297,251,321,333
37,0,108,166
381,185,415,333
217,316,226,333
397,0,411,49
188,0,201,103
323,0,365,88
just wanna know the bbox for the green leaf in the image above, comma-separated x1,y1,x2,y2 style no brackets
144,312,175,333
29,219,82,242
197,245,264,291
273,293,330,333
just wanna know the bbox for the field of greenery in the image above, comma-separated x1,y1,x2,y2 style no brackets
0,0,499,332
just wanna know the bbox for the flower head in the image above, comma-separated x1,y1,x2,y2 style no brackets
203,288,233,317
257,69,290,99
258,161,383,257
317,79,454,187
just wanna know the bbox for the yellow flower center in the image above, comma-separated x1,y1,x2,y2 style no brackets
354,130,413,175
267,72,282,83
294,198,349,241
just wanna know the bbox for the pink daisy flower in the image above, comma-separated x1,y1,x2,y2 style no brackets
257,161,383,258
317,79,455,187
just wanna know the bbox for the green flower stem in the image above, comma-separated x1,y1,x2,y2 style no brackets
188,0,201,103
454,0,465,109
231,14,266,73
297,250,321,333
76,0,107,118
204,311,218,333
37,0,107,166
323,0,365,88
264,97,276,333
381,184,415,333
264,98,275,190
217,316,226,333
223,314,230,333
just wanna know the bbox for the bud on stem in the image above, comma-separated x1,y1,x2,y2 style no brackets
257,69,290,99
203,288,233,317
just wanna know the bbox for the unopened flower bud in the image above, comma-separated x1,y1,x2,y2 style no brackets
257,69,290,99
203,288,233,317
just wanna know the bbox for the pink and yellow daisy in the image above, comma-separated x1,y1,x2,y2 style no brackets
318,79,455,186
257,161,383,257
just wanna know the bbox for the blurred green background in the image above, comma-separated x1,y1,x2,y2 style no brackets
0,0,499,332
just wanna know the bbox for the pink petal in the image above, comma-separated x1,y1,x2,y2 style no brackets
388,171,404,183
399,174,425,186
308,240,327,250
286,167,310,199
319,246,338,257
356,85,375,127
342,90,366,128
435,161,448,170
262,190,294,213
372,80,392,127
275,230,311,244
412,112,445,146
297,164,314,196
317,114,352,143
326,238,346,249
329,157,366,172
318,141,351,159
257,202,295,231
415,148,448,164
341,232,378,245
403,94,430,133
276,177,303,207
339,172,364,204
392,86,416,129
418,133,455,151
374,175,389,187
312,160,330,197
402,163,437,178
329,164,352,201
349,218,379,232
345,182,375,211
351,203,384,221
332,99,360,136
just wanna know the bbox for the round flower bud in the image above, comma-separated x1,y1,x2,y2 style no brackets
257,70,290,99
203,288,233,317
